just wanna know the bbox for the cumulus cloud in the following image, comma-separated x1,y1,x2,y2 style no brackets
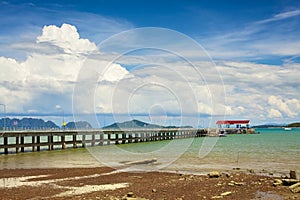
268,108,282,118
268,95,296,117
99,62,131,82
37,23,98,54
0,24,130,114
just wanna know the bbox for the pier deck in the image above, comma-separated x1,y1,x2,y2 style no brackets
0,128,208,154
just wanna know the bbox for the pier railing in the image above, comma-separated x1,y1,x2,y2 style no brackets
0,128,208,154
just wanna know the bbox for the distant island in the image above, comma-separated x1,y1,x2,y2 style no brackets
0,118,192,130
253,122,300,128
0,118,92,130
103,119,193,129
286,122,300,127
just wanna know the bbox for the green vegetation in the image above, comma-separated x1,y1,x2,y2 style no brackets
287,122,300,127
103,119,193,129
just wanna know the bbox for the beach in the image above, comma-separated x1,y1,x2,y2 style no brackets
0,167,299,200
0,128,299,199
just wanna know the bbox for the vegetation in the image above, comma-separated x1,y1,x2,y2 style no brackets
0,118,93,129
287,122,300,127
0,118,59,129
103,119,192,129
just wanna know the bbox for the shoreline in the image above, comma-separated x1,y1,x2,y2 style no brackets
0,166,299,199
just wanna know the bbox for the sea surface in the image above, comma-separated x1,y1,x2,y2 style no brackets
0,128,299,175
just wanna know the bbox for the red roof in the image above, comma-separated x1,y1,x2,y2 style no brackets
216,120,250,125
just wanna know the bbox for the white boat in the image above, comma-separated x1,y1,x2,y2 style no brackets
284,127,292,131
218,129,227,137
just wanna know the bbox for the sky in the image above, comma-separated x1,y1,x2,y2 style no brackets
0,0,299,127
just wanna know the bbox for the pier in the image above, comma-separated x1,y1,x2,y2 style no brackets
0,128,209,154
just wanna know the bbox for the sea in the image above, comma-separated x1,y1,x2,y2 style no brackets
0,128,299,175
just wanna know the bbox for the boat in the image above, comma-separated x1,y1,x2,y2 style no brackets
218,129,227,137
284,127,292,131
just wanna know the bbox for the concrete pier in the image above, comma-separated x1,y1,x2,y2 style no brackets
0,128,207,154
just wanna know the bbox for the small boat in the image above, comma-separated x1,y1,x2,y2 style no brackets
284,127,292,131
219,130,227,137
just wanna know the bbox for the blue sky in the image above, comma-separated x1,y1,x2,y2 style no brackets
1,0,300,63
0,0,300,127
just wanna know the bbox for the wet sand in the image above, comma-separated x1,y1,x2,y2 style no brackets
0,167,298,200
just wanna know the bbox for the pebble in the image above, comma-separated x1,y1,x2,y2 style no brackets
273,179,283,187
152,189,157,193
290,170,298,179
234,182,245,186
221,191,232,196
289,182,300,193
228,181,245,186
282,179,300,186
209,171,221,178
127,192,134,197
281,175,289,179
211,196,223,199
222,172,230,178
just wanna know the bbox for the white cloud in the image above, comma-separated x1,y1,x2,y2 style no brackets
99,62,131,82
0,24,131,114
0,23,299,126
37,23,98,54
199,9,300,60
257,10,300,24
268,95,297,118
268,109,282,118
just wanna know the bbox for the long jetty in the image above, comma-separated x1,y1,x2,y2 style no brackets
0,128,209,154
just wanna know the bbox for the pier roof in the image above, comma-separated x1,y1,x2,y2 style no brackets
216,120,250,125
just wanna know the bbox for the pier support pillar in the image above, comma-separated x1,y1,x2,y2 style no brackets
115,133,119,145
4,137,8,154
92,133,95,146
99,133,104,146
61,136,65,149
37,136,40,151
82,134,86,148
128,134,132,143
16,136,19,153
72,134,76,148
122,133,126,144
32,136,35,152
21,136,24,152
107,133,111,145
48,135,53,151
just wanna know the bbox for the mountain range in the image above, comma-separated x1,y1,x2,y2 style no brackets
0,118,92,130
103,119,193,129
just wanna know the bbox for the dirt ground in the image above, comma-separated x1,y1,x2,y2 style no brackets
0,167,299,200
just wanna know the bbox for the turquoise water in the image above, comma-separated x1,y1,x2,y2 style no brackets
170,128,300,173
0,128,299,174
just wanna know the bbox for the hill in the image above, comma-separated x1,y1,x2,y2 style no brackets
103,119,192,129
0,118,93,130
253,122,300,128
65,121,93,129
287,122,300,127
0,118,59,129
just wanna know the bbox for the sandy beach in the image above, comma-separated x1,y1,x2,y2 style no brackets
0,167,299,200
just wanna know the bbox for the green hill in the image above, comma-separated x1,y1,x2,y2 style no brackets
103,119,192,129
65,121,93,129
287,122,300,127
0,118,59,129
